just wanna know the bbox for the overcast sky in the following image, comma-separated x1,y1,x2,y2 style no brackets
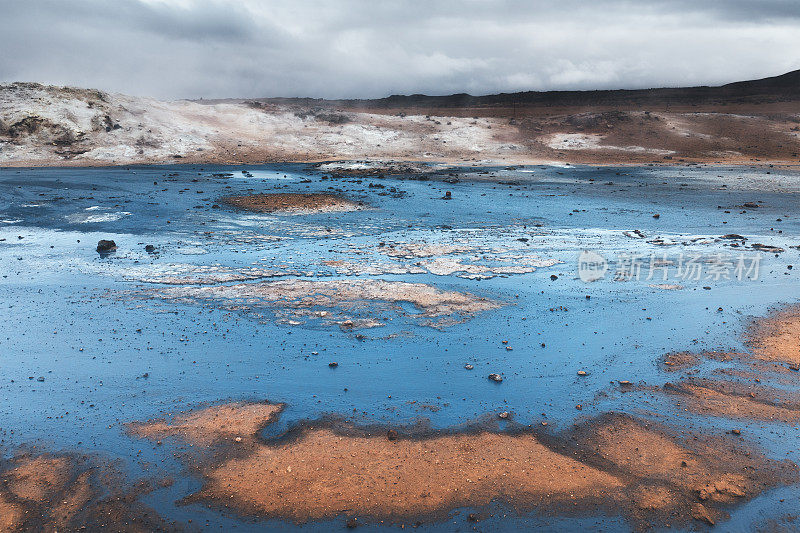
1,0,799,99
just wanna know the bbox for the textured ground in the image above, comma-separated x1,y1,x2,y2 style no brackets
2,72,800,167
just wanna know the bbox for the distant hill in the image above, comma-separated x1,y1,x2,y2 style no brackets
250,69,800,109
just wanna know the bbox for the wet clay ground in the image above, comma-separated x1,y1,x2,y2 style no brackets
2,162,800,531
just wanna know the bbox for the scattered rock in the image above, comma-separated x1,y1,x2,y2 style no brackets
488,373,503,383
96,239,117,253
691,503,716,525
751,243,784,253
623,230,646,239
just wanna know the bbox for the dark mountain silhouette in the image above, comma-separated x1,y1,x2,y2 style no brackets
255,69,800,110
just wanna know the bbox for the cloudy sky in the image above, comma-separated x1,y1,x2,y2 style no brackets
1,0,799,99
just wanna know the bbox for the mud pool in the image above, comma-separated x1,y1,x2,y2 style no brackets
1,162,799,531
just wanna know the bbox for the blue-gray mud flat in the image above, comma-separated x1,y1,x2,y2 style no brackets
2,162,800,531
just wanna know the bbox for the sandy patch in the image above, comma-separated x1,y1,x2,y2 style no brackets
0,452,172,532
0,492,24,531
660,381,800,423
128,401,283,446
660,351,703,372
746,305,800,366
221,193,364,214
651,306,800,422
129,404,796,528
120,264,295,285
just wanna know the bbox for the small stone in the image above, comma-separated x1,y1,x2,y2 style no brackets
96,240,117,253
731,429,741,435
498,411,510,419
464,364,474,370
488,373,503,382
577,370,588,376
387,430,398,441
328,361,338,368
691,503,715,525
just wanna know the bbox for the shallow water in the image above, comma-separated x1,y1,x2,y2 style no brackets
1,163,799,531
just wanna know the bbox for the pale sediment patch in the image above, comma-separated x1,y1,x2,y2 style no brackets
131,278,503,329
544,133,675,155
314,160,445,175
129,403,796,528
382,242,474,259
120,264,295,285
66,210,131,224
649,283,684,290
320,259,426,276
221,193,365,214
419,255,559,278
327,231,562,280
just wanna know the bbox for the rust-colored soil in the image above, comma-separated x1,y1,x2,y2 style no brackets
0,453,175,532
578,415,789,526
661,381,800,423
221,193,363,214
201,427,622,521
130,403,797,528
747,305,800,367
660,351,703,372
651,306,800,423
127,401,283,445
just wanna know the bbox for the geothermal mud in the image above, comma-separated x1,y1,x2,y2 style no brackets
4,163,800,531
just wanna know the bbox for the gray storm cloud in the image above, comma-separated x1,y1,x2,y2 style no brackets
1,0,799,99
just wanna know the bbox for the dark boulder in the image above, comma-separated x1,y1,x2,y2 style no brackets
96,240,117,254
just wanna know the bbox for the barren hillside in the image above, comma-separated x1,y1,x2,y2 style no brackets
2,71,799,167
